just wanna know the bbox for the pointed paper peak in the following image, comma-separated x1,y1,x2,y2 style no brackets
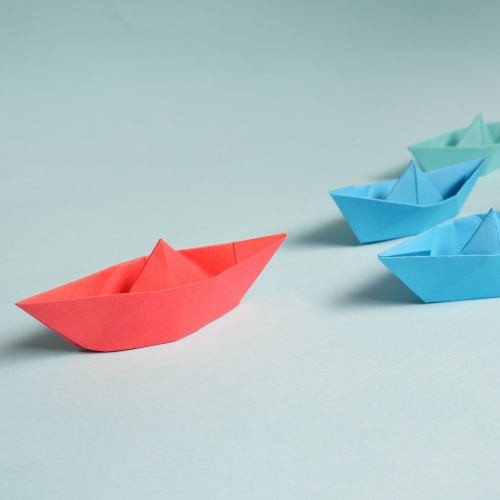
457,114,494,147
386,161,443,205
460,209,500,255
129,239,208,293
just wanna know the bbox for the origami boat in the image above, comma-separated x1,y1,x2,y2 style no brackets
409,114,500,175
379,209,500,303
329,158,485,244
16,233,287,351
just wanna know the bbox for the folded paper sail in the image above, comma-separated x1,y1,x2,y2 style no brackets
409,114,500,175
379,209,500,303
329,158,485,244
16,233,287,351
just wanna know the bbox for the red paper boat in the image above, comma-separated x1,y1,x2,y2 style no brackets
16,233,287,351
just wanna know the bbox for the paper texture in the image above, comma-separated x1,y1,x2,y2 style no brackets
409,114,500,175
16,233,287,351
379,210,500,302
329,158,485,244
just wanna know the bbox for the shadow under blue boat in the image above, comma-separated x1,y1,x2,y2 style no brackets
341,272,423,305
288,218,359,247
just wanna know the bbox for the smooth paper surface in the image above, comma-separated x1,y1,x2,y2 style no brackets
409,114,500,175
329,158,485,244
379,210,500,302
16,233,287,351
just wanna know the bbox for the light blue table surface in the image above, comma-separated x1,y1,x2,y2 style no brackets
2,1,500,498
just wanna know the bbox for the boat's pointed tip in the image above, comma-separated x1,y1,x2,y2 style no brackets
265,232,287,246
15,299,29,310
329,188,347,197
378,252,394,262
154,238,172,250
263,232,287,242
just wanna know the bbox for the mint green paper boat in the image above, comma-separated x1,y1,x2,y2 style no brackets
409,114,500,176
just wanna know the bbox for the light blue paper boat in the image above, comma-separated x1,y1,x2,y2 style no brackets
409,114,500,175
379,209,500,303
329,158,485,244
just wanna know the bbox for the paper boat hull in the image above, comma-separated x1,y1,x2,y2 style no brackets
409,121,500,175
379,212,500,302
330,194,459,244
379,254,500,303
17,234,286,351
330,159,484,244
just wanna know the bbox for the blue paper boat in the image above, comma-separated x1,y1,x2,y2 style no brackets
329,158,485,244
409,114,500,176
379,209,500,303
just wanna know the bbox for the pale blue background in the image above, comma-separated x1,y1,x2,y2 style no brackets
2,1,500,498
